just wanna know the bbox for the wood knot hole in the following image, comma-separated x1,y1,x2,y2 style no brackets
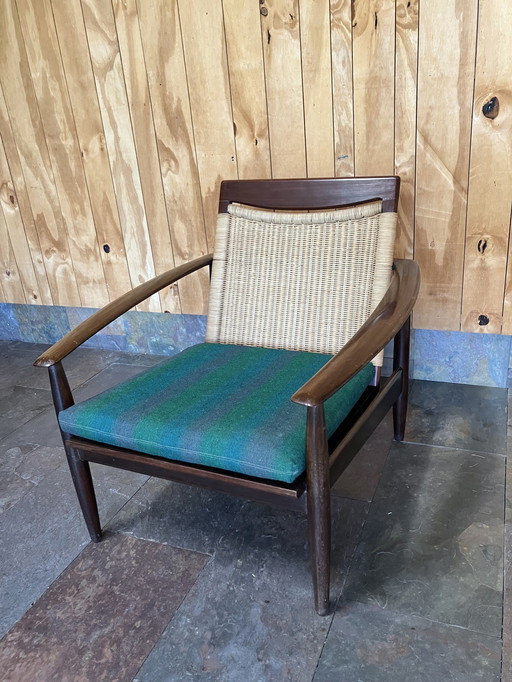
260,6,268,16
482,96,499,120
478,314,489,326
103,244,111,253
477,238,488,254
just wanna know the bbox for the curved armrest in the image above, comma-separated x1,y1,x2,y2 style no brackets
291,259,420,406
34,254,213,367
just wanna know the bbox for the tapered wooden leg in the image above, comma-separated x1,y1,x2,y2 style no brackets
306,405,331,616
48,362,102,542
393,316,411,440
65,448,102,542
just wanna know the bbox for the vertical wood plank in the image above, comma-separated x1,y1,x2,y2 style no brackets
0,0,80,306
260,0,307,178
16,0,109,309
0,86,50,305
222,0,271,179
300,0,334,177
352,0,395,175
414,0,478,330
0,201,25,303
112,0,181,314
394,0,417,259
330,0,354,177
0,134,41,304
136,0,210,315
81,0,159,312
178,0,237,248
461,0,512,334
502,211,512,335
51,0,133,305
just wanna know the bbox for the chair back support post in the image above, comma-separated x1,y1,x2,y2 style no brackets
392,316,411,440
305,404,331,616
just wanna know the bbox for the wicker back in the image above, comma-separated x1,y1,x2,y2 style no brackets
206,197,397,366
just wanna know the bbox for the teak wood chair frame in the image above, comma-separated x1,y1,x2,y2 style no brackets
35,177,420,615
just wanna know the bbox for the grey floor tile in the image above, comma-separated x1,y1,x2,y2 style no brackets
134,496,368,682
107,478,246,555
333,412,394,502
503,523,512,682
0,534,207,682
405,379,508,454
0,443,62,514
0,345,118,392
313,601,501,682
343,441,504,636
0,461,146,638
0,384,53,440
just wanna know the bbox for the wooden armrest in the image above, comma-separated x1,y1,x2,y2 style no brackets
291,259,420,406
34,255,213,367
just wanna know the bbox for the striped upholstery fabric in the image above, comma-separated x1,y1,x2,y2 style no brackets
59,343,374,484
206,201,397,366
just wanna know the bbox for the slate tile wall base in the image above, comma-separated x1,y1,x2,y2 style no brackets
1,303,511,386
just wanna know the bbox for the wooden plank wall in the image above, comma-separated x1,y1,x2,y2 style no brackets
0,0,511,332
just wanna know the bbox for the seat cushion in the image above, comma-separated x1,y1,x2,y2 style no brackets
59,343,374,484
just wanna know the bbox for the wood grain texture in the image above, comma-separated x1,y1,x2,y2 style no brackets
0,0,510,335
51,0,133,304
0,195,25,303
260,0,307,178
15,0,109,309
414,0,478,330
0,114,43,305
300,0,334,177
222,0,271,180
394,0,417,260
82,0,158,312
113,0,180,314
178,0,237,249
137,0,210,315
330,0,355,177
352,0,395,175
0,0,81,307
461,0,512,334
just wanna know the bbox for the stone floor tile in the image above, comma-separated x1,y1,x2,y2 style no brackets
405,380,508,454
134,497,368,682
0,461,146,638
313,601,501,682
107,477,246,554
0,534,208,682
0,443,62,514
333,412,394,502
343,442,504,636
503,523,512,682
0,384,53,440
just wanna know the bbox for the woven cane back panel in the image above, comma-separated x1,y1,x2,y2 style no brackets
206,201,397,366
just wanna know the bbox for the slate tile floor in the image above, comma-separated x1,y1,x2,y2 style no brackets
0,340,510,681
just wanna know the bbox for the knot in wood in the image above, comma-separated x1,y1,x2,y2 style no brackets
482,96,499,120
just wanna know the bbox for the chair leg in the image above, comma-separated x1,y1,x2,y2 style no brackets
65,447,102,543
306,405,331,616
393,316,411,440
48,361,102,542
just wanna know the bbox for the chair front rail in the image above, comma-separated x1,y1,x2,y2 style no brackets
34,254,213,368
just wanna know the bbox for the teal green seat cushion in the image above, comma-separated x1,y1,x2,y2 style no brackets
59,343,374,484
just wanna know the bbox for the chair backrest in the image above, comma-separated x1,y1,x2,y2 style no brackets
205,177,399,366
